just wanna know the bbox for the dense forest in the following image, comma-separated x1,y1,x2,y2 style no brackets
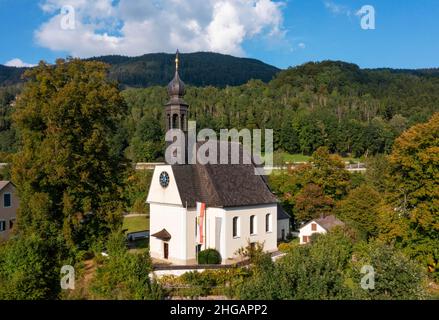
0,65,27,86
0,52,280,88
1,60,439,163
119,60,439,162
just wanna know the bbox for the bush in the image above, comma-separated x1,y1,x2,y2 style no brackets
236,241,266,263
350,240,428,300
159,268,250,298
277,242,290,253
278,240,299,253
0,233,66,300
198,249,222,265
90,232,164,300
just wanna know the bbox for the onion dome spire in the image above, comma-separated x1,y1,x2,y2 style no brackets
167,49,186,101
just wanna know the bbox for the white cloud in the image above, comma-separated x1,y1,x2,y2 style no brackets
4,58,36,68
298,42,306,49
34,0,285,57
324,1,352,16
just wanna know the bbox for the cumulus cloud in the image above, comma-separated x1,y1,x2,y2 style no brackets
4,58,36,68
34,0,285,57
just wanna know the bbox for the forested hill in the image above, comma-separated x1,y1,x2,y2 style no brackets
0,52,281,88
0,65,26,86
1,59,439,160
116,60,439,162
91,52,281,87
371,67,439,78
2,52,439,88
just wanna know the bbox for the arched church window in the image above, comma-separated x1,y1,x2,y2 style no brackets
181,114,186,131
266,214,272,233
250,215,257,235
233,217,240,238
172,114,179,129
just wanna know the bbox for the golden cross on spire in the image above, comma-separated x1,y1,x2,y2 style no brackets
175,49,180,72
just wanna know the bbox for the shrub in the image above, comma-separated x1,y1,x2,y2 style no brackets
0,233,66,300
350,240,428,300
198,249,222,265
236,241,266,263
90,232,164,300
278,240,299,253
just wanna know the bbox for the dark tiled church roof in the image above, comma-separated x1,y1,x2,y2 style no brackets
171,142,278,208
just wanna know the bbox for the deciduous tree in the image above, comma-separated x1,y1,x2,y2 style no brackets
11,58,128,250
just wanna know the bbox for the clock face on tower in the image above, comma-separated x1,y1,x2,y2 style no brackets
159,171,170,188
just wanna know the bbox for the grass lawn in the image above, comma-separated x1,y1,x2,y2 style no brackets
122,215,150,234
280,153,361,164
282,153,311,163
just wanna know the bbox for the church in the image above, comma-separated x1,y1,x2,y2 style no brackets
147,52,290,265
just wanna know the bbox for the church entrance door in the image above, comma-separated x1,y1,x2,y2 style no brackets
164,243,169,259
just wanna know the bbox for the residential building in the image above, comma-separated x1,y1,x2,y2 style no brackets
0,181,18,241
298,215,344,244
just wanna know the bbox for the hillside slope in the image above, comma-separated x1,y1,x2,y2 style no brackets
0,52,281,88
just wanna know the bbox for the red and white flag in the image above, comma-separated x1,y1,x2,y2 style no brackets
196,202,206,244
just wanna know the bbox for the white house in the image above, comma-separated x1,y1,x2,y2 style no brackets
147,52,288,265
298,215,344,245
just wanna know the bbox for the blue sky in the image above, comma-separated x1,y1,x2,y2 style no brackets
0,0,438,69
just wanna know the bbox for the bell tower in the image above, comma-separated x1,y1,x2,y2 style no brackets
165,50,189,163
165,50,188,133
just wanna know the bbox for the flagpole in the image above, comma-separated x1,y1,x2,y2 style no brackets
204,205,207,250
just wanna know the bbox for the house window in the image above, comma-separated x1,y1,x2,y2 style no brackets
0,220,5,232
232,217,239,238
311,223,317,231
250,215,257,235
3,193,11,208
265,214,272,232
302,236,309,243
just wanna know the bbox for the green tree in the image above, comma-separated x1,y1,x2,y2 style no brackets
385,113,439,278
336,185,382,240
11,58,127,250
279,228,353,300
90,232,163,300
294,183,334,223
350,241,427,300
239,228,353,300
307,147,351,200
364,154,390,193
123,170,153,214
0,234,66,300
238,230,428,300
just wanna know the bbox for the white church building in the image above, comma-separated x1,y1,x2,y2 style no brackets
147,53,290,265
